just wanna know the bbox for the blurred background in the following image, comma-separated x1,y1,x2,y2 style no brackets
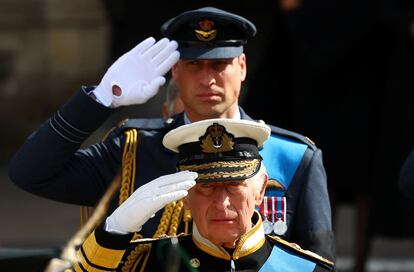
1,1,414,271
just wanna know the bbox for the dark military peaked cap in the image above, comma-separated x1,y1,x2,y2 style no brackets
163,119,270,183
160,6,257,59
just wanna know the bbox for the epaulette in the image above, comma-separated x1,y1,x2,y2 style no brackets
130,232,190,246
267,235,335,271
118,116,179,132
102,116,181,140
257,120,316,150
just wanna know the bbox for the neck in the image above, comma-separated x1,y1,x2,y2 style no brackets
191,212,265,260
184,107,241,123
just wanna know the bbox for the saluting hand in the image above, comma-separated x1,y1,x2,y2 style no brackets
93,37,180,108
105,171,197,234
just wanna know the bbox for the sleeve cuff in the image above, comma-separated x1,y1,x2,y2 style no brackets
48,87,113,143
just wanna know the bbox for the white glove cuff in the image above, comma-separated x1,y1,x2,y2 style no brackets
104,217,142,234
92,85,113,107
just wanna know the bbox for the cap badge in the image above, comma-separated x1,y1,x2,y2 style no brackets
200,123,234,153
194,19,217,42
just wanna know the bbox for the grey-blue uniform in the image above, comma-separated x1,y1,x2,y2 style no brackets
8,6,335,264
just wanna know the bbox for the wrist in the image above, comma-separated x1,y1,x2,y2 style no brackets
92,85,113,107
95,223,134,249
105,216,142,235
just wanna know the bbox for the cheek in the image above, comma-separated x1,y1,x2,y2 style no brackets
187,194,208,217
237,193,257,217
222,72,242,92
173,99,185,113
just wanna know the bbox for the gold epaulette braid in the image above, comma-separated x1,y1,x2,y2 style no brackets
117,129,193,272
119,129,138,205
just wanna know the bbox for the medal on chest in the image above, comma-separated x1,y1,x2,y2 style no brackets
259,196,287,235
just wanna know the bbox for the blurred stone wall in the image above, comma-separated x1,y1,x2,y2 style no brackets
0,0,109,163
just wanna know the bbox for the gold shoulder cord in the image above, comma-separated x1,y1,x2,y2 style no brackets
79,127,139,225
119,129,138,204
78,128,193,272
79,125,123,227
118,129,193,272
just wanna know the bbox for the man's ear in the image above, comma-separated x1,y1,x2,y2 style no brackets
255,173,268,206
239,54,247,81
171,63,178,79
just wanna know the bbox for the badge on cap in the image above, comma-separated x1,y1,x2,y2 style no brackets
195,19,217,41
200,123,235,153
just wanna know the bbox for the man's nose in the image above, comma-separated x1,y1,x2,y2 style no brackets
199,65,216,86
212,186,230,210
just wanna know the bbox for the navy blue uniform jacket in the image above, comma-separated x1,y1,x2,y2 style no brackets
8,88,335,261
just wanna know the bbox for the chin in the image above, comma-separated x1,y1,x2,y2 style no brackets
212,232,239,243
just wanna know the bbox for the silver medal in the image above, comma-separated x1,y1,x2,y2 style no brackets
273,219,287,235
263,219,273,234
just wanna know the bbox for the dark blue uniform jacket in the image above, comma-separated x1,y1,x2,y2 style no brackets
8,88,335,262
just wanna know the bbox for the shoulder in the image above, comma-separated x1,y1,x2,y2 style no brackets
266,122,317,151
267,235,335,271
103,114,183,140
239,109,316,149
119,116,180,132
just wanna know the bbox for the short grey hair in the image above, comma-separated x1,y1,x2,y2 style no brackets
252,162,267,194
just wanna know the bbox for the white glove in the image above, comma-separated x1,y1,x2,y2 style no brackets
105,171,197,234
93,37,180,108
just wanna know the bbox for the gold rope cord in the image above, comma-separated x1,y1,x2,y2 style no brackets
183,209,192,234
79,125,122,227
119,129,138,205
168,200,184,236
111,128,193,271
122,201,179,272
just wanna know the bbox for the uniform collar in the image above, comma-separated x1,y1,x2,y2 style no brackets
191,210,266,260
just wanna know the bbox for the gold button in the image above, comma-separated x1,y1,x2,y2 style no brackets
189,258,200,268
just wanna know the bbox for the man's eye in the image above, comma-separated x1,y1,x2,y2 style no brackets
212,61,228,70
198,182,215,190
197,183,215,194
200,182,213,188
225,181,245,193
226,181,242,187
188,60,199,65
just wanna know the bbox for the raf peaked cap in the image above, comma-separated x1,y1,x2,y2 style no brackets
163,119,270,183
160,6,257,59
